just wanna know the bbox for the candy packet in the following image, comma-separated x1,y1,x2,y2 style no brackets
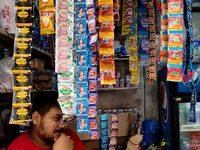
76,20,87,36
75,4,87,20
57,66,74,82
58,82,74,98
39,0,54,8
76,50,88,67
76,67,88,83
77,116,89,133
76,99,88,115
89,92,97,105
76,83,88,99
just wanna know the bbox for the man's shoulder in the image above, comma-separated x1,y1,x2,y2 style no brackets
7,132,27,150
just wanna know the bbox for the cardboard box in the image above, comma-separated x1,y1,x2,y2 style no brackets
67,113,136,149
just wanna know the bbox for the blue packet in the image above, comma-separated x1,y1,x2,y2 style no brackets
76,99,88,115
101,121,108,129
76,35,87,50
76,50,88,67
86,6,96,20
76,67,88,83
77,116,89,133
101,136,109,144
89,129,99,140
76,83,88,99
89,118,98,130
138,8,149,31
89,79,97,93
89,67,97,79
138,0,147,8
88,18,97,34
88,52,92,68
75,0,86,4
101,128,109,137
101,144,108,150
75,4,87,20
89,92,98,105
100,114,108,121
76,20,87,36
88,105,97,118
138,31,150,56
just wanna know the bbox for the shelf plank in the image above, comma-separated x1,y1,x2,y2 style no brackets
98,87,140,90
0,89,57,93
114,58,129,61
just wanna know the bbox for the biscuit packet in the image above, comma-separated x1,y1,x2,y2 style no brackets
39,0,54,8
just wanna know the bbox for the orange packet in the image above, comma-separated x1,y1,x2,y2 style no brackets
39,0,54,8
39,6,55,35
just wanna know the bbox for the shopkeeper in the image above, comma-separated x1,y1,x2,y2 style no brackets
8,92,86,150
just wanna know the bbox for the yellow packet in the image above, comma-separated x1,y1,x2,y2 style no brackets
39,0,54,8
99,48,114,55
100,69,116,85
98,0,112,6
39,7,55,35
131,71,139,84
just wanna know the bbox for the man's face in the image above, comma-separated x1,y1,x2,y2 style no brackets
36,107,64,144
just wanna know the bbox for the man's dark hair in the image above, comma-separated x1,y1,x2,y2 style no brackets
31,92,60,117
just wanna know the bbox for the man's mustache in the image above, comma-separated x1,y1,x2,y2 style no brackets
54,128,65,134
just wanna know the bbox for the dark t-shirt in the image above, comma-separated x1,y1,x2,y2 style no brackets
7,128,86,150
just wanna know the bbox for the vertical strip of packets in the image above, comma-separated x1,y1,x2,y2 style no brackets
75,0,88,134
129,0,139,85
147,0,156,85
55,0,76,122
166,0,183,82
158,0,168,64
9,0,32,125
98,0,116,85
86,0,99,140
109,113,118,149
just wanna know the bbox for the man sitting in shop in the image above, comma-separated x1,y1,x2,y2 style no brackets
8,92,86,150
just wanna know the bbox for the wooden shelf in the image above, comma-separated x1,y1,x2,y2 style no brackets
98,86,140,90
114,57,129,61
0,89,57,93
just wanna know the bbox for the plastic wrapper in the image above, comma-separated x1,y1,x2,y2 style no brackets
56,46,72,59
76,67,88,83
13,73,31,89
89,67,97,79
58,82,74,98
56,9,68,22
89,129,99,140
58,97,76,119
77,116,89,133
16,27,32,38
39,6,55,35
15,7,32,27
16,0,31,7
57,67,74,82
9,105,31,124
56,0,68,9
12,89,31,105
76,83,88,99
39,0,54,8
14,41,32,55
76,20,87,35
56,21,68,35
86,6,95,20
76,99,88,115
75,4,87,20
55,58,72,73
88,105,96,118
13,56,31,70
100,69,116,85
89,92,97,105
76,51,88,67
76,35,87,50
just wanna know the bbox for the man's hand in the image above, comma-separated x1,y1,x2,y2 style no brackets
53,133,74,150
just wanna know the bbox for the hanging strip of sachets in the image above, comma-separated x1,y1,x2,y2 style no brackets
9,0,32,125
86,0,99,139
100,114,109,149
55,0,76,123
166,0,183,82
158,0,168,64
147,0,156,85
98,0,116,85
129,0,139,85
182,0,196,123
75,0,90,134
109,113,118,149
